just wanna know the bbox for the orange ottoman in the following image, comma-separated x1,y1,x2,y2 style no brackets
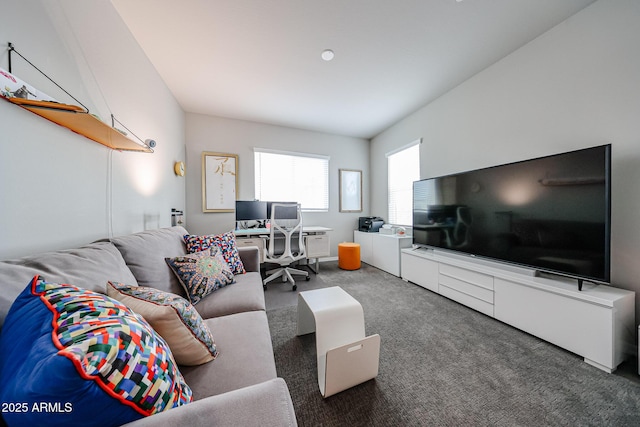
338,242,361,270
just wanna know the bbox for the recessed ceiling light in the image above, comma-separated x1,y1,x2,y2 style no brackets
321,49,335,61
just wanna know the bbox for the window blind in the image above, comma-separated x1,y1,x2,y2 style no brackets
387,142,420,226
254,148,329,211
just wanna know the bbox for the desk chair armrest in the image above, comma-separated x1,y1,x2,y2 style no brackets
238,246,260,273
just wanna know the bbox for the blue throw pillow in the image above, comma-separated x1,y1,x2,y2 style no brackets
0,276,192,427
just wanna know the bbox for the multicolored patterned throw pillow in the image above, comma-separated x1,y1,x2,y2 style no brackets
106,281,218,366
0,276,192,427
165,247,235,305
183,231,246,274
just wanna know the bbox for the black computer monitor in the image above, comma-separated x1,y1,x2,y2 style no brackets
235,201,268,221
266,202,298,220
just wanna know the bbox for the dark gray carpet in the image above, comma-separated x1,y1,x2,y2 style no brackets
266,262,640,427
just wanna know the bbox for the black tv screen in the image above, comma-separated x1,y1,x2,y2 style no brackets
412,145,611,284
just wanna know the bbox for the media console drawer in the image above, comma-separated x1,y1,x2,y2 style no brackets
439,285,494,317
439,263,494,291
439,264,494,317
439,274,494,304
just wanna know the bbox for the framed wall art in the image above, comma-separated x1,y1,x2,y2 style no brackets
202,152,238,212
339,169,362,213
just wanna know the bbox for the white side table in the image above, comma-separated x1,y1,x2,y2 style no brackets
297,287,380,397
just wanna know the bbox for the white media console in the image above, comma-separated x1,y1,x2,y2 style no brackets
401,247,635,373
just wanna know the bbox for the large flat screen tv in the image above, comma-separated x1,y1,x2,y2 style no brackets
412,144,611,286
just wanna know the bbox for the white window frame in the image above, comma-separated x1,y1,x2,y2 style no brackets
387,139,421,226
254,148,330,212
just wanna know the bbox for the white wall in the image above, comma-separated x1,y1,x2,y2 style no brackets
0,1,185,259
371,0,640,318
185,114,369,256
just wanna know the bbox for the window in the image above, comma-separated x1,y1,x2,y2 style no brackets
254,148,329,211
387,141,420,226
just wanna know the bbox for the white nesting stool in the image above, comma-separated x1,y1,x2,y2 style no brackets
297,286,380,397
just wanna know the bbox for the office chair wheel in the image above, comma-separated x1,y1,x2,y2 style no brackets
305,276,311,281
292,284,297,291
263,284,267,290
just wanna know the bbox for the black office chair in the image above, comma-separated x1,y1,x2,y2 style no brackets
263,203,310,291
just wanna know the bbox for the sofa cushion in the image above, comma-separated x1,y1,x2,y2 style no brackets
0,241,137,328
119,378,297,427
179,310,277,399
106,281,218,366
0,276,192,427
111,226,189,297
165,248,235,305
184,231,246,275
194,272,266,318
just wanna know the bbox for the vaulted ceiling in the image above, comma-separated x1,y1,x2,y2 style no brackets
112,0,596,139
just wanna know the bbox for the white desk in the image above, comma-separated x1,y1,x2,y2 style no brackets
297,287,380,397
234,226,332,272
234,225,331,237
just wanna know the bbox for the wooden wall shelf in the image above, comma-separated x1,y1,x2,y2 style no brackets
6,98,153,153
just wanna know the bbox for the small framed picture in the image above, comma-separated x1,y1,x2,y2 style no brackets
339,169,362,213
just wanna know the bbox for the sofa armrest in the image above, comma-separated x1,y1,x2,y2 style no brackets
238,246,260,273
121,378,296,427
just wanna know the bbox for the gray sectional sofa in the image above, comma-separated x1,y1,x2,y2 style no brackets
0,226,297,426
